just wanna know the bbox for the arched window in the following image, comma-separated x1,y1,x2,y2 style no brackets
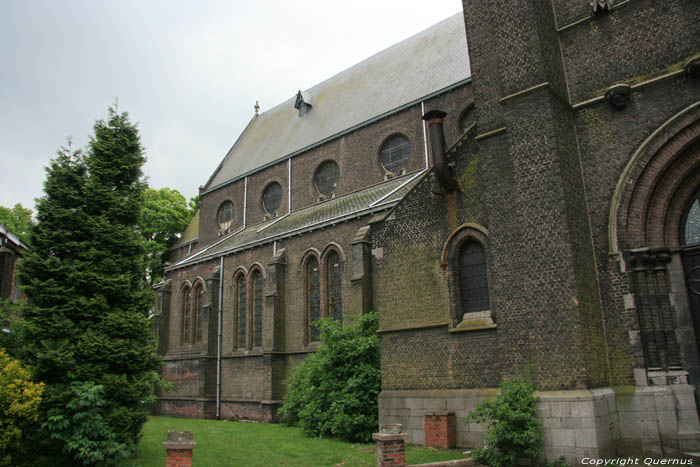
217,200,234,231
458,103,475,134
252,269,263,348
182,285,192,344
314,160,340,196
306,256,320,342
235,274,246,349
379,134,411,174
193,282,204,343
326,250,343,322
262,182,283,216
683,191,700,246
459,240,490,316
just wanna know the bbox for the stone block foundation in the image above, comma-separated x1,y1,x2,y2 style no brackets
379,384,700,465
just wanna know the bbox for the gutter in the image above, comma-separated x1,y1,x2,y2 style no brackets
165,195,404,272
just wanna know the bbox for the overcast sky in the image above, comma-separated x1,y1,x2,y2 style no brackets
0,0,463,213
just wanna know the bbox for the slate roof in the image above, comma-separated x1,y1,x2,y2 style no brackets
172,211,199,248
169,171,427,269
204,13,470,191
0,224,30,251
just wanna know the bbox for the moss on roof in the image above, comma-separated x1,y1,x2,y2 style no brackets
174,211,199,247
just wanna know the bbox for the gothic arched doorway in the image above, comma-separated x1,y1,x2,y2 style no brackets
682,189,700,366
610,102,700,384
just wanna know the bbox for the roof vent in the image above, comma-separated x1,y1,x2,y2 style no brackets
294,90,313,117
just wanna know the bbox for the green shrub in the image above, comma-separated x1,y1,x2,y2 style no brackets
43,381,128,466
279,312,380,443
546,456,570,467
466,368,543,466
0,349,44,467
0,300,28,361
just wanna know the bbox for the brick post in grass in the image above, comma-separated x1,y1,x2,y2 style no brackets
162,430,196,467
373,424,408,467
424,412,456,449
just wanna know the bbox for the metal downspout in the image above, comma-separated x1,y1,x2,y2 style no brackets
216,255,223,418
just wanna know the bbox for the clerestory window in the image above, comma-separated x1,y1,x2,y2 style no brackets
380,134,411,175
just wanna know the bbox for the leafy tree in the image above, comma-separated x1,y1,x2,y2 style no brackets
0,203,34,243
465,367,543,466
0,349,44,467
140,187,192,286
18,107,160,465
43,382,127,466
188,194,200,215
279,312,380,443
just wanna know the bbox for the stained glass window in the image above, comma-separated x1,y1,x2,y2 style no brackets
182,286,191,343
307,256,320,342
315,161,340,196
684,195,700,245
459,241,489,315
252,270,263,347
380,135,411,174
327,251,342,322
236,275,246,348
459,105,475,134
262,182,283,215
194,283,204,342
218,201,233,230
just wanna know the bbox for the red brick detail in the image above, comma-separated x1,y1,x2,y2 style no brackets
165,448,193,467
373,433,409,467
424,412,456,449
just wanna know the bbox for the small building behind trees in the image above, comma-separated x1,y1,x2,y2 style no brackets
0,224,29,304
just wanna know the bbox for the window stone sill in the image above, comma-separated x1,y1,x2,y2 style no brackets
449,311,496,333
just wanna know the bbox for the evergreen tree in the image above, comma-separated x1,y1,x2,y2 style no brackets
18,108,160,465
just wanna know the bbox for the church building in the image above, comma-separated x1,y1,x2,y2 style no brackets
155,0,700,462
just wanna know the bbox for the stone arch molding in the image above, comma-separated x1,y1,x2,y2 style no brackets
610,101,700,254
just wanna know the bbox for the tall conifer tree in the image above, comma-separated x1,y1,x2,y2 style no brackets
19,108,159,464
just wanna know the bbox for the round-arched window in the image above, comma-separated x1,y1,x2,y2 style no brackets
380,135,411,174
217,201,233,230
262,182,283,215
683,192,700,245
458,104,475,134
314,160,340,196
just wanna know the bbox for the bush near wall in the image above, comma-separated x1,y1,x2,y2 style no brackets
466,368,543,466
0,349,44,467
279,312,380,443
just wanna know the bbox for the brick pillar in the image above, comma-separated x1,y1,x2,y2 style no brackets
424,412,456,448
162,431,196,467
373,424,408,467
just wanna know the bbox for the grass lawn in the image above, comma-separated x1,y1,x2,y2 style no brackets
119,416,468,467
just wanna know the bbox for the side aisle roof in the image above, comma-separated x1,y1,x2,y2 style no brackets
205,12,470,192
